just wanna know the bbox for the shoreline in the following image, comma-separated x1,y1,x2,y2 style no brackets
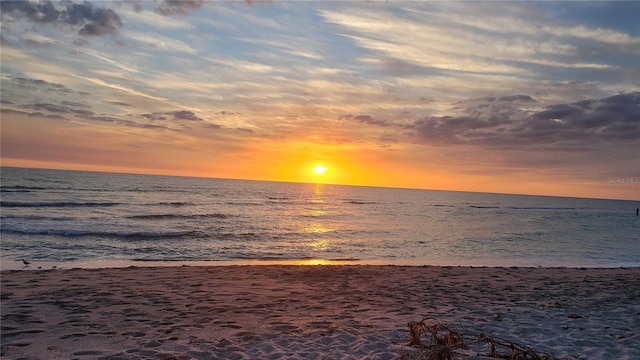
3,257,639,271
2,265,639,359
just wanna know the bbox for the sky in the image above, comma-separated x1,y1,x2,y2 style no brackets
1,1,639,200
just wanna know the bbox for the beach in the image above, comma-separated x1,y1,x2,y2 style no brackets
1,265,639,359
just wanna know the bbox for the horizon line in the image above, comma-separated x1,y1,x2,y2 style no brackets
2,164,637,202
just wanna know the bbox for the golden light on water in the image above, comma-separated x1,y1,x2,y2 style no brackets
296,259,335,266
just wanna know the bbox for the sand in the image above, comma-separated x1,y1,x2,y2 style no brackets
1,265,638,359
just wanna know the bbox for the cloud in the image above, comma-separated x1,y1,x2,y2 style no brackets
7,76,74,95
407,92,640,148
27,103,72,113
352,115,391,127
89,115,118,123
0,1,123,37
141,113,167,121
85,114,172,130
61,101,91,109
140,110,204,122
523,92,640,141
119,5,193,30
171,110,203,121
1,108,68,120
105,101,133,107
18,101,96,117
125,30,197,54
0,109,31,116
497,95,537,102
319,2,639,88
3,95,198,131
154,0,204,16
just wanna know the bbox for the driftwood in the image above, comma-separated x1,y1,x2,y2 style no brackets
401,318,557,360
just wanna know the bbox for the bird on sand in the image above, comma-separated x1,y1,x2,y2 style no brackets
21,259,30,265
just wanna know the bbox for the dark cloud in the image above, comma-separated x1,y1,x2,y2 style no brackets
0,109,30,116
202,124,254,133
3,102,176,130
45,114,68,120
408,115,509,146
71,109,95,117
14,102,145,126
85,115,171,130
155,0,204,16
353,115,391,127
0,1,122,37
7,76,77,96
140,123,170,130
61,101,91,109
11,77,53,89
22,102,94,117
141,110,204,122
44,87,74,96
68,2,122,36
407,92,640,148
141,113,167,121
89,116,118,123
171,110,203,121
520,92,640,141
28,103,70,113
1,108,68,120
497,95,537,102
106,101,133,107
73,38,90,47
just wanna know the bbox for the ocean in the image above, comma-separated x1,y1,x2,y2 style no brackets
1,167,638,269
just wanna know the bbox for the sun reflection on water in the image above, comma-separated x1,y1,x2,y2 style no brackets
302,183,334,253
304,224,332,234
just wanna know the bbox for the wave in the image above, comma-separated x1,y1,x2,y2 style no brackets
214,232,258,239
225,201,264,206
0,228,197,239
221,255,362,262
344,200,379,205
1,201,121,208
129,258,223,262
267,196,290,200
507,206,577,210
153,202,194,206
0,185,49,191
127,213,234,220
468,205,580,210
1,214,76,221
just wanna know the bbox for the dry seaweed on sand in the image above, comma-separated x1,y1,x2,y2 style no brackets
400,318,558,360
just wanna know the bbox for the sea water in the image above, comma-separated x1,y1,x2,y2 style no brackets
1,167,638,269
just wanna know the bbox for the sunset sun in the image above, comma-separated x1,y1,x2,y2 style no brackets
312,164,327,175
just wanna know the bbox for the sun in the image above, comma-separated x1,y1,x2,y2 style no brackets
312,164,327,175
